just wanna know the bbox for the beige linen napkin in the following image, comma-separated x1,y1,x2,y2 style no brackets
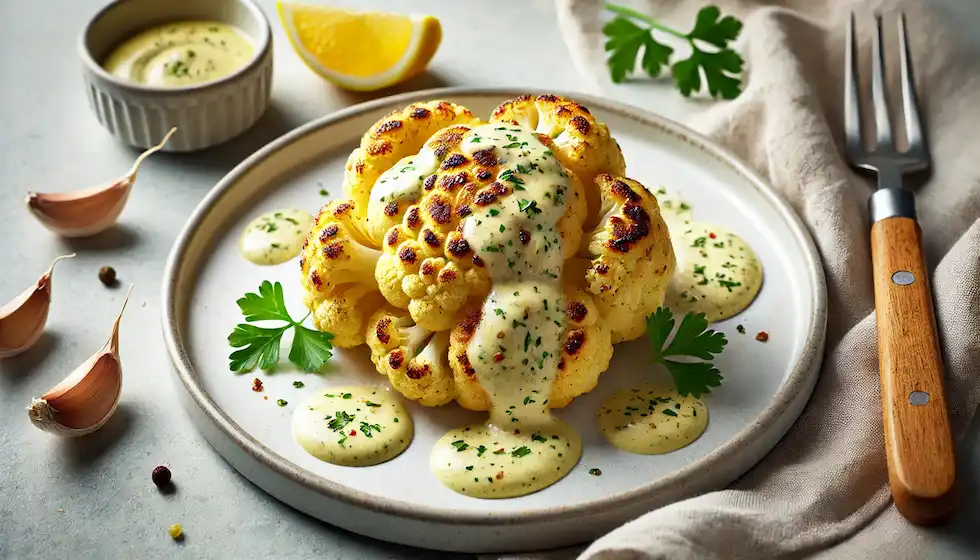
502,0,980,558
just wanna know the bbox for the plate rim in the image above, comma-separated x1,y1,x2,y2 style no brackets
161,86,828,526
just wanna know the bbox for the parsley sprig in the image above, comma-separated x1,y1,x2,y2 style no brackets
227,281,334,373
647,307,727,397
603,3,744,99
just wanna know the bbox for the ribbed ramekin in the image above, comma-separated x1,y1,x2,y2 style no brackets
79,0,273,152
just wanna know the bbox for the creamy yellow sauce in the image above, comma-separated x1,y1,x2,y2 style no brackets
239,209,313,265
598,382,708,454
103,21,253,87
292,386,413,467
431,420,581,498
656,190,762,322
370,148,439,219
430,123,581,497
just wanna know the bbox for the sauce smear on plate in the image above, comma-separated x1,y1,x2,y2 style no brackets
658,194,762,321
598,382,707,454
239,209,313,265
292,386,413,467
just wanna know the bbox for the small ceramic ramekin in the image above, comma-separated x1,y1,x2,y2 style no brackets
79,0,273,152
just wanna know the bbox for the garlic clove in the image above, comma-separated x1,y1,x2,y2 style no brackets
26,128,176,238
0,253,75,358
27,285,131,437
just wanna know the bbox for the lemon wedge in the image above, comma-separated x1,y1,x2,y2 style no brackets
277,2,442,91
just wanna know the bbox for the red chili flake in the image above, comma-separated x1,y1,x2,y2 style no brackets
349,430,357,436
514,429,521,434
251,378,264,392
493,352,505,362
496,448,505,454
756,331,769,342
496,471,505,480
708,232,717,239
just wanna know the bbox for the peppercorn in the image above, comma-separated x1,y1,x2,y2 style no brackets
152,465,172,487
168,523,184,541
98,266,117,286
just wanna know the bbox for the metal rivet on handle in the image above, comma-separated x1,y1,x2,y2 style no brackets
909,391,930,406
892,270,915,285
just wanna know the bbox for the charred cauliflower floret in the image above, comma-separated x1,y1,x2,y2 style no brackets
366,306,456,406
300,200,386,347
578,174,675,343
343,101,480,229
490,94,626,225
446,284,614,411
373,121,587,331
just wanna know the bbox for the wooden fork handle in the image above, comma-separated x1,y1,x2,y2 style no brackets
871,216,956,525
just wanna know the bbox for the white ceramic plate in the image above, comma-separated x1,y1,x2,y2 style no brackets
163,88,826,553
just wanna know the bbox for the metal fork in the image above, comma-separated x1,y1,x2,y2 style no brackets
845,13,956,526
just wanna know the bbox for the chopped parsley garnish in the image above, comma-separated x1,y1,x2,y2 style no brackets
517,199,542,217
531,433,547,443
663,409,678,417
451,440,470,452
292,381,304,388
476,445,487,457
365,401,382,407
276,399,288,407
511,446,532,458
327,411,354,433
359,422,381,438
691,236,707,248
342,393,352,399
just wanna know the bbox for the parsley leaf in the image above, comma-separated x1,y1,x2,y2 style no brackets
228,323,289,372
603,3,743,99
227,281,334,373
647,307,727,397
288,326,335,373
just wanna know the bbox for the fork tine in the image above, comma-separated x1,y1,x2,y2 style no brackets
871,14,893,148
845,13,863,155
898,13,926,158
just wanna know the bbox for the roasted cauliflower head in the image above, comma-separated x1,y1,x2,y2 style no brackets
373,119,588,331
577,174,675,343
366,306,456,407
300,200,386,348
490,94,627,226
302,94,675,412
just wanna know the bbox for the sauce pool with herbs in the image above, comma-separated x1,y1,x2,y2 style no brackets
656,191,763,322
598,382,708,454
102,21,254,87
292,386,413,467
239,209,313,265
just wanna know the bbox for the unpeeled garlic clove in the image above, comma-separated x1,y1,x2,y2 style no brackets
26,128,176,237
27,286,132,437
0,253,75,358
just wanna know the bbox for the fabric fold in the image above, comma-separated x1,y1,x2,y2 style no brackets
542,0,980,557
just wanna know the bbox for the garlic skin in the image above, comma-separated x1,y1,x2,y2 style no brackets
27,286,131,437
0,254,75,358
26,128,176,238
